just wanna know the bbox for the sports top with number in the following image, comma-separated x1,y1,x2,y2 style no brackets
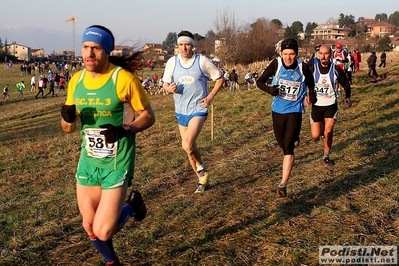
271,57,307,114
333,50,346,71
65,64,150,171
313,62,339,106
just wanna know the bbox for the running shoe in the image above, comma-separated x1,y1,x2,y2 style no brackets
323,157,333,166
126,191,147,221
106,257,122,266
277,183,287,198
194,184,206,194
194,170,209,194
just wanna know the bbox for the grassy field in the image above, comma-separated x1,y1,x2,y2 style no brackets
0,58,398,266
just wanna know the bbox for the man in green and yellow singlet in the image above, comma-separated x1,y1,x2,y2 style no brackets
60,25,155,266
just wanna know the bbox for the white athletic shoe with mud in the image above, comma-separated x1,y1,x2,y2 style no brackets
194,170,209,193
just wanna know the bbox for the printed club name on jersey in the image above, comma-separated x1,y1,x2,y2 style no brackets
76,96,114,117
178,75,195,85
176,75,195,94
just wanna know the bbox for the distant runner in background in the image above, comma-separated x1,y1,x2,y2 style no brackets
35,75,45,99
367,51,378,79
245,71,252,90
15,81,25,99
2,84,10,101
332,43,348,72
30,74,36,93
378,50,387,68
56,77,66,96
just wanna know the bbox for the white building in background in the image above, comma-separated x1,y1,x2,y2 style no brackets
142,43,166,60
311,24,352,40
111,45,134,57
214,38,226,54
7,42,31,61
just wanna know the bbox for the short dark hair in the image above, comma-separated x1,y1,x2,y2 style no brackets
178,30,194,39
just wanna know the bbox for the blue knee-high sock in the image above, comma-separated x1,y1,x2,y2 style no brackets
116,204,133,233
89,235,117,263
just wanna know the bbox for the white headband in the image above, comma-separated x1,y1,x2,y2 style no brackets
177,36,195,46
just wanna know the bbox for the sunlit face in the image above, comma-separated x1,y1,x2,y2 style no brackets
178,42,194,59
81,41,109,74
317,45,331,67
281,49,296,67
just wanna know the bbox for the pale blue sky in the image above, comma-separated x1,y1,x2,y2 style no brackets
0,0,396,52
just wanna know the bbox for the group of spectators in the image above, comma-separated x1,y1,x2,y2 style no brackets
1,68,70,103
34,71,68,99
219,68,260,93
366,50,387,79
321,43,387,81
16,61,53,76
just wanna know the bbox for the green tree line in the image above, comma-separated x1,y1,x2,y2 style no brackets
0,38,16,62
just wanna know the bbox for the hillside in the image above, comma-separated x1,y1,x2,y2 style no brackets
0,59,398,265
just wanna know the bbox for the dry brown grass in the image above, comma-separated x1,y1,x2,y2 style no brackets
0,59,398,265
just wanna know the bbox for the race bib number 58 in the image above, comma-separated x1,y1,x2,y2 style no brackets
84,128,118,158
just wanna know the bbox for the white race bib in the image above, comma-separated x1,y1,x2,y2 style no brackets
277,79,300,101
84,128,118,158
315,83,334,98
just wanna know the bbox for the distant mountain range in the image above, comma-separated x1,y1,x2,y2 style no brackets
0,24,154,55
0,24,73,54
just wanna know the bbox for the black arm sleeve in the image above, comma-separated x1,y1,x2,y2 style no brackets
307,58,315,72
302,63,315,94
336,66,351,98
256,59,278,93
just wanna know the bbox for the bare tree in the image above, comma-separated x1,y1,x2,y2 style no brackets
237,18,280,64
194,30,219,58
213,7,241,65
195,37,216,56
